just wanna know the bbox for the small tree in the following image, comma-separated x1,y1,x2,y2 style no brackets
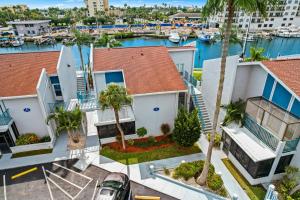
136,127,147,137
161,123,171,135
244,47,268,62
94,33,122,48
221,99,246,126
173,108,201,147
99,84,132,150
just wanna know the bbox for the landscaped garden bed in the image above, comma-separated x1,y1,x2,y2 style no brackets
12,148,53,158
100,135,201,165
222,158,266,200
158,160,228,198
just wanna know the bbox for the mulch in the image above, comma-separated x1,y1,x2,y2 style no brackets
103,135,175,153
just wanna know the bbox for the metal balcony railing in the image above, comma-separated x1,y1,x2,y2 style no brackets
244,113,279,151
0,109,12,126
283,138,300,153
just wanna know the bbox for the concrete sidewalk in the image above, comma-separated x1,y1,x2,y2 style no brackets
198,135,251,200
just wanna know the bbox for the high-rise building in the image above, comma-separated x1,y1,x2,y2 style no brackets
84,0,109,17
209,0,300,30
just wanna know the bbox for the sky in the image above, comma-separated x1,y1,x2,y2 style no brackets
0,0,206,9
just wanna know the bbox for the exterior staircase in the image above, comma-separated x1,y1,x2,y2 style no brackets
76,71,87,94
192,92,213,134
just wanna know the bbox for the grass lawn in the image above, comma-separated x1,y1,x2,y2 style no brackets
222,158,266,200
100,144,201,165
12,149,53,158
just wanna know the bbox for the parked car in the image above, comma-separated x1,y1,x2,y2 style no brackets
95,172,130,200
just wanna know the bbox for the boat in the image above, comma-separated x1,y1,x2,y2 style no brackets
11,37,24,47
198,32,214,43
168,32,181,43
243,34,257,42
275,26,300,38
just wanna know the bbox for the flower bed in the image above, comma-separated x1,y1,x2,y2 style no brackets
159,160,228,198
103,135,173,153
100,135,201,165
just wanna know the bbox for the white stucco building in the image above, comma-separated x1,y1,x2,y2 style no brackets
7,20,51,36
209,0,300,30
0,45,197,153
201,56,300,185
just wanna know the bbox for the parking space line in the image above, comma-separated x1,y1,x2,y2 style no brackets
73,178,93,200
47,177,74,200
53,163,92,181
91,180,98,200
3,175,7,200
42,166,54,200
45,170,83,190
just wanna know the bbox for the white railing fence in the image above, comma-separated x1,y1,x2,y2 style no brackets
264,184,278,200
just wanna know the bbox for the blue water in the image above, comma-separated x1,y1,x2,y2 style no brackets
1,37,300,68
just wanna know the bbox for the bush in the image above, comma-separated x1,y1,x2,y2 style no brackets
147,136,157,144
137,127,147,137
163,167,170,175
173,160,215,181
16,133,40,146
127,139,135,146
40,136,51,143
173,108,201,147
193,70,202,81
217,187,228,197
207,174,223,191
161,123,171,135
207,133,222,147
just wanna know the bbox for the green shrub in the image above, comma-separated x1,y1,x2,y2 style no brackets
115,134,122,143
207,174,223,191
40,136,51,143
16,133,40,146
137,127,147,137
161,123,171,135
127,139,135,146
163,167,170,175
217,187,228,197
173,108,201,147
193,70,202,81
147,136,157,144
207,133,222,147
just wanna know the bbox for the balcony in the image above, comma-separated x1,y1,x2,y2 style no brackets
245,97,300,141
0,109,12,126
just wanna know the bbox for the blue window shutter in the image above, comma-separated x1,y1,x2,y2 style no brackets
105,72,124,84
291,99,300,119
262,74,275,100
272,83,292,110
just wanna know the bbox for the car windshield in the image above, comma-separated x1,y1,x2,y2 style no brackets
102,181,123,189
100,188,115,196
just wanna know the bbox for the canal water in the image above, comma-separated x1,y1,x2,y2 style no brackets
1,37,300,68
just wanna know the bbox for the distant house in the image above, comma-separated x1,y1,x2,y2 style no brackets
7,20,51,36
169,13,202,22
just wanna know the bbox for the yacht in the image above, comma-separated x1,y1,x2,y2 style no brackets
11,37,24,47
198,32,214,43
168,32,181,43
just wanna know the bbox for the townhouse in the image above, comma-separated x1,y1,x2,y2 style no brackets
200,55,300,185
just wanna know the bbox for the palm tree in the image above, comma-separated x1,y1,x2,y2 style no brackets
245,46,268,61
98,84,132,150
66,29,93,70
221,99,246,126
197,0,278,186
46,106,83,143
94,33,122,48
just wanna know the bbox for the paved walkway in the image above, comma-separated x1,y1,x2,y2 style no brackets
0,132,250,200
197,135,251,200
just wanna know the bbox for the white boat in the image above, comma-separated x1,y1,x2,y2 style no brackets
275,26,300,38
168,32,180,43
198,32,215,43
11,37,24,47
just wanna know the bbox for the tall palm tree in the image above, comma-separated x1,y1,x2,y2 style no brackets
46,106,83,143
98,84,132,150
197,0,278,186
66,29,93,70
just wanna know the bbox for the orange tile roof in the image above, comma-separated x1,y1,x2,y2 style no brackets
262,59,300,97
0,51,60,97
93,46,187,95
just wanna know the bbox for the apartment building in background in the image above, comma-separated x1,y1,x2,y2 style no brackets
209,0,300,30
84,0,109,17
7,20,51,36
200,56,300,185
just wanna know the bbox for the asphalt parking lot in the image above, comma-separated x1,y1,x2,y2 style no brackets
0,159,177,200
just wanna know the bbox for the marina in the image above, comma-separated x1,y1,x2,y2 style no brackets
1,36,300,68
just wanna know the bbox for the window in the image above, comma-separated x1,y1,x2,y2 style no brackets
245,24,249,28
271,18,274,21
264,24,268,27
178,92,186,108
239,24,243,28
50,76,62,97
27,30,30,34
290,18,294,20
32,30,35,34
258,24,262,28
283,18,287,21
282,23,285,26
275,155,293,174
269,24,273,27
105,71,124,84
